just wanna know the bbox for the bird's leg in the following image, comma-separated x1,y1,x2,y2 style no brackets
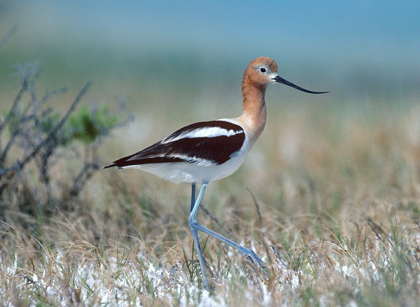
193,221,266,269
188,183,210,291
189,184,266,271
190,183,196,212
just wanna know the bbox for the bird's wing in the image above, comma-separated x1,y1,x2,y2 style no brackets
105,120,246,168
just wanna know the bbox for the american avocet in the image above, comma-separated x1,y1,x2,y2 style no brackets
105,57,327,290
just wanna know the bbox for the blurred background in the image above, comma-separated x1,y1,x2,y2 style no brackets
2,2,420,304
1,0,420,175
1,1,419,101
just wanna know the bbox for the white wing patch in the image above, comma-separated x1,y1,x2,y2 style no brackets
169,154,216,166
162,127,243,144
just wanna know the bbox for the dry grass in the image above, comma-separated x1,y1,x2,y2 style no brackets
1,99,420,306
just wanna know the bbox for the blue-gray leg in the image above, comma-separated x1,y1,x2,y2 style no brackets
189,183,210,290
192,222,266,268
188,183,267,291
190,183,196,212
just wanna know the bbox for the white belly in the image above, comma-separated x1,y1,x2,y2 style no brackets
132,150,247,183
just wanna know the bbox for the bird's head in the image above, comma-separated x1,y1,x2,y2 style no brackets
245,56,328,94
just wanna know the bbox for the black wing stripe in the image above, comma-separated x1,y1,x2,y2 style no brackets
107,156,185,168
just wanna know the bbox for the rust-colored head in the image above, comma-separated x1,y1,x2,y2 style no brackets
243,56,329,94
243,56,279,88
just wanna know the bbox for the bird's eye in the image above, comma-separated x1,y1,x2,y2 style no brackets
260,67,267,73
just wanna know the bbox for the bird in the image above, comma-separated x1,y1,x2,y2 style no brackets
105,56,328,290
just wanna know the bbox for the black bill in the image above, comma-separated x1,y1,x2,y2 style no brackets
274,75,328,94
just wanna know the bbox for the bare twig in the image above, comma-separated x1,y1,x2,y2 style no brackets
19,82,90,167
1,88,69,161
0,82,91,182
0,77,27,135
38,87,69,107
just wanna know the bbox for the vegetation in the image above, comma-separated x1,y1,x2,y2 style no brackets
0,61,131,220
1,27,420,306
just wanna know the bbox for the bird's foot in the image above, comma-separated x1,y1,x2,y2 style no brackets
242,248,270,277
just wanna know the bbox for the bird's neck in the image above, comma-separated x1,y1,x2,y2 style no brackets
238,81,267,147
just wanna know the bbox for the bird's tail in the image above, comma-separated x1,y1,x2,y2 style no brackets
103,163,117,169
